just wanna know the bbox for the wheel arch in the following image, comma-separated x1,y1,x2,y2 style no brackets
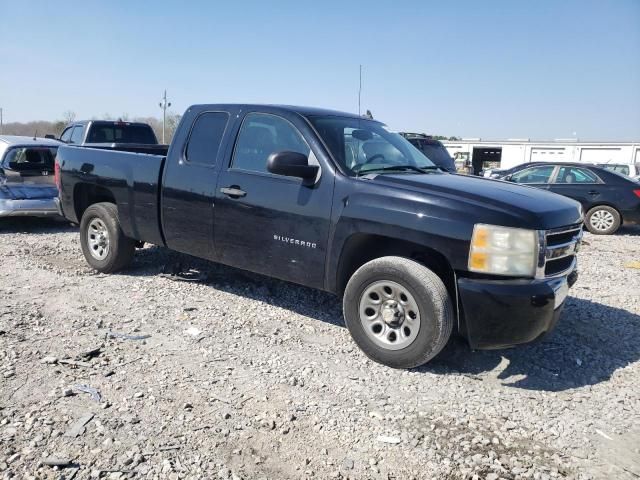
334,233,457,309
73,183,116,222
585,202,622,217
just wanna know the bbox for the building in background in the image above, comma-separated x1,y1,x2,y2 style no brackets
442,139,640,176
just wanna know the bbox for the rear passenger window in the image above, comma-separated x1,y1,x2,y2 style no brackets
232,113,310,174
555,167,598,183
185,112,230,166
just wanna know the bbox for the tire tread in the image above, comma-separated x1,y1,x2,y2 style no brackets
343,256,454,368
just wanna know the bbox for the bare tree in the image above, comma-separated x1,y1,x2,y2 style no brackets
63,111,76,124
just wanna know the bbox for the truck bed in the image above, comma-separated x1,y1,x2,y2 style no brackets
56,146,166,245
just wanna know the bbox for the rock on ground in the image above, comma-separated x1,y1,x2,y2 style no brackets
0,218,639,479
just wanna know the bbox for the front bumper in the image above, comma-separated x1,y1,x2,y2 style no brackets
457,267,578,350
0,198,61,218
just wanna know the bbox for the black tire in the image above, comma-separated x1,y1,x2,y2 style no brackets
585,205,621,235
343,256,453,369
79,202,135,273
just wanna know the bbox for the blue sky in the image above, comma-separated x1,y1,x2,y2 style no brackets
1,0,639,140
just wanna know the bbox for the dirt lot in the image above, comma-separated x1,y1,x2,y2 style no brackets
1,218,639,480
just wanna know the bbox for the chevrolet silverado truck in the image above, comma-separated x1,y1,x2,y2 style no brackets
58,120,168,155
56,104,582,368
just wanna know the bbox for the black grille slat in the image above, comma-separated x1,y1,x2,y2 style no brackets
546,227,582,247
543,224,582,277
545,256,575,276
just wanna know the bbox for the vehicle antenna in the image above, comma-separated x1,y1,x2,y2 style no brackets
34,130,38,140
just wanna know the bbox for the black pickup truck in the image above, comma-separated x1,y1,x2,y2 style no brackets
58,120,168,155
56,104,582,368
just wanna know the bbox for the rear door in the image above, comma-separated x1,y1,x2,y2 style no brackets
213,110,334,288
548,166,603,209
161,110,234,260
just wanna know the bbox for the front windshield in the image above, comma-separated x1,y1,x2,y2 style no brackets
308,116,437,176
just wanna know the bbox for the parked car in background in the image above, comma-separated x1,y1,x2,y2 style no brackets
58,120,168,155
398,133,456,172
496,162,640,234
0,136,61,218
57,104,583,369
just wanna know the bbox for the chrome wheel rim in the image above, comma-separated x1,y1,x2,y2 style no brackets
87,218,110,260
358,280,421,350
590,210,615,232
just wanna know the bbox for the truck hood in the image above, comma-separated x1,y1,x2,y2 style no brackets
369,172,583,229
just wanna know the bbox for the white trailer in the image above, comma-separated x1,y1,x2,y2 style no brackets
442,139,640,176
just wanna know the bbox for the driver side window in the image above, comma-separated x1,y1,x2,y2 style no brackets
232,113,310,174
60,127,73,143
511,165,555,184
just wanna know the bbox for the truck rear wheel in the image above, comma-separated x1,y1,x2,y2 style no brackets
80,202,135,273
343,256,453,369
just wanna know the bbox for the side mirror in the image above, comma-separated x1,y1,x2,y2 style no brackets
267,151,318,181
503,174,512,181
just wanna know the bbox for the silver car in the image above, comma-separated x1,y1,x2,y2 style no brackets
0,136,62,217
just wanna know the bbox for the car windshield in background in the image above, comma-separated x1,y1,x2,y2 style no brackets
420,143,454,166
308,116,436,176
598,164,630,176
87,124,157,144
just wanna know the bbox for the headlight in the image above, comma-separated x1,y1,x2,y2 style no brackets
468,224,538,277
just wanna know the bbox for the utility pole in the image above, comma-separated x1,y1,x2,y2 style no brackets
358,65,362,116
158,90,171,144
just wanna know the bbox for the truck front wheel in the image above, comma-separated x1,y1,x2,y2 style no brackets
80,202,135,273
343,256,453,369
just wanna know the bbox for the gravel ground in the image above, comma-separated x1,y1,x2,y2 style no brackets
0,218,639,480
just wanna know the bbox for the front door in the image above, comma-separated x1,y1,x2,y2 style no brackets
214,111,334,288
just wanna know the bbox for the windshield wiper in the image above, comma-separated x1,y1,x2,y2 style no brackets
356,165,439,176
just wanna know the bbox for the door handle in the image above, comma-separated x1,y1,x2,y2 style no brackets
588,190,599,195
220,186,246,198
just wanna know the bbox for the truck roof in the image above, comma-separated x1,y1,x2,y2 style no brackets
71,120,156,127
188,104,375,120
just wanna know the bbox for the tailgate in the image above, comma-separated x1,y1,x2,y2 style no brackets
0,183,58,200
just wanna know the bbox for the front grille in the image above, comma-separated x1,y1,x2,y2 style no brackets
539,224,582,278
